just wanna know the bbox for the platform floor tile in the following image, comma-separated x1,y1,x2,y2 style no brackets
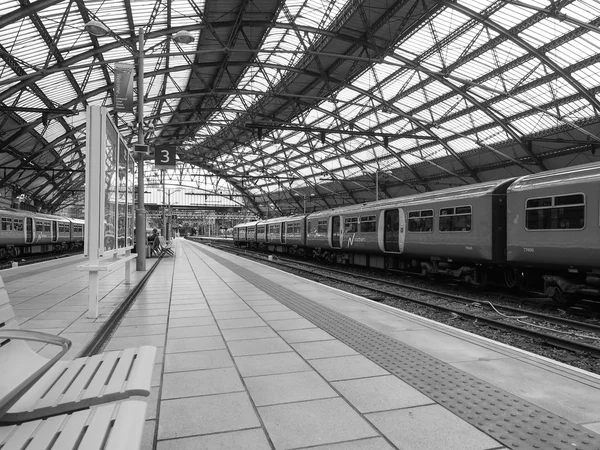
164,348,235,373
234,351,311,377
291,339,358,359
278,327,334,343
167,323,220,338
162,367,245,399
306,437,396,450
258,397,379,449
165,335,226,353
220,325,279,341
331,375,434,413
158,392,261,440
227,336,292,356
366,404,502,450
308,354,390,381
157,429,272,450
245,370,338,406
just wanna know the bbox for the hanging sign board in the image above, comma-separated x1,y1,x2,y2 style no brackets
155,144,176,170
114,62,135,113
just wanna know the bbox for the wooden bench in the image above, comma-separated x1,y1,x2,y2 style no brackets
0,273,156,424
0,400,147,450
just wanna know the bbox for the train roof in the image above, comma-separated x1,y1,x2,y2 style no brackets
259,214,308,225
233,220,261,228
507,162,600,193
307,178,515,218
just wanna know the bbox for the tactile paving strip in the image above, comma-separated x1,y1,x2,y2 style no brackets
204,249,600,450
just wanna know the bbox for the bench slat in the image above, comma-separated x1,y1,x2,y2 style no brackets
0,401,147,450
24,414,65,450
104,347,137,396
51,406,90,449
123,346,157,393
78,401,114,450
58,353,105,404
28,358,88,410
103,400,147,450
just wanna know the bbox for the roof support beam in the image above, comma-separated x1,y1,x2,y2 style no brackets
439,0,600,114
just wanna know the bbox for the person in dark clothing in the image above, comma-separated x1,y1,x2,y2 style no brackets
148,229,161,257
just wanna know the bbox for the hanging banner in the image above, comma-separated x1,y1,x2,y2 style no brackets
155,144,177,170
114,62,135,113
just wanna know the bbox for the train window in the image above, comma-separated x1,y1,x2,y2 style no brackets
439,206,472,232
257,225,265,234
359,215,376,233
408,210,433,232
317,220,328,234
287,222,300,234
526,197,552,209
13,219,23,231
344,217,358,233
526,193,585,230
555,194,584,206
1,217,12,231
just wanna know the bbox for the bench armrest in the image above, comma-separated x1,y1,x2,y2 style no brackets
0,330,72,420
0,329,72,350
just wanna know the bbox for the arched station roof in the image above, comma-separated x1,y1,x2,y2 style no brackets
1,0,600,217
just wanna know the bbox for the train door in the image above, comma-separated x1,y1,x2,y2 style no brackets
281,222,286,244
51,221,58,242
26,217,34,243
331,216,342,248
384,209,405,252
266,225,270,243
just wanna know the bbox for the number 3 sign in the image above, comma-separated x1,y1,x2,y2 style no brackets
154,145,176,170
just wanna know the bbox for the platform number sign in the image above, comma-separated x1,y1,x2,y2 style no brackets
154,145,176,170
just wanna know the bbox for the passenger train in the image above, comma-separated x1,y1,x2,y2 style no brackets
0,208,85,260
234,163,600,305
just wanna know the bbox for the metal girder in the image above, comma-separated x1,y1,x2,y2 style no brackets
440,0,600,114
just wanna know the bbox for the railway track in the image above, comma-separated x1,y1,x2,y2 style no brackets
207,242,600,363
0,251,83,271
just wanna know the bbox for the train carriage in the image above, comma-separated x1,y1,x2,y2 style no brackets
258,217,286,249
306,179,513,277
0,209,30,258
506,162,600,302
233,221,260,246
282,214,308,249
0,209,85,259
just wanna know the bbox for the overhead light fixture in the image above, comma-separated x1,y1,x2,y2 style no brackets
84,20,110,37
172,30,195,44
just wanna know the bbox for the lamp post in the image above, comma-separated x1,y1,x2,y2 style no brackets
135,27,146,271
362,170,382,201
162,187,182,238
84,21,193,271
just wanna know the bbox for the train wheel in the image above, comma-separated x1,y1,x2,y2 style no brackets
503,268,523,289
475,268,488,288
545,284,578,307
0,248,6,260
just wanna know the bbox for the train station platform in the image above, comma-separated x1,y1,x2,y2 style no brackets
3,239,600,450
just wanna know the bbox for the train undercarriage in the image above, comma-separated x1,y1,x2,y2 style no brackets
235,241,599,306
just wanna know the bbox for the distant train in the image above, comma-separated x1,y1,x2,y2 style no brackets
234,163,600,305
0,208,85,260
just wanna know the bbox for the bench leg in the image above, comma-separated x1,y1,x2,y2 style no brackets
88,271,99,318
125,259,131,285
